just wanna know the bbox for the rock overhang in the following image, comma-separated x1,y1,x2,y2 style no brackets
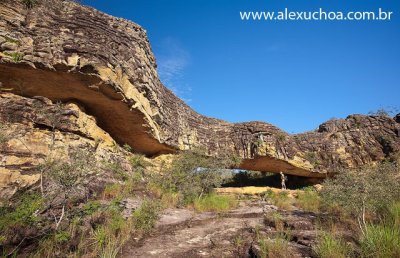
1,0,399,178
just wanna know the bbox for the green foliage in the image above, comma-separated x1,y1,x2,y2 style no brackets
263,190,292,210
54,231,70,243
360,224,400,258
130,154,151,170
103,183,123,200
155,149,241,205
106,162,129,180
93,226,107,249
193,193,237,212
133,200,160,233
304,151,320,166
258,234,293,258
276,133,287,143
83,200,102,215
3,52,24,62
321,162,400,232
264,210,284,231
258,238,268,258
43,148,96,193
385,202,400,227
314,232,351,258
122,143,132,152
0,193,43,230
3,36,20,45
21,0,36,9
295,188,320,212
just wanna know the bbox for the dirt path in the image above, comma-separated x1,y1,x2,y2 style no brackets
121,199,317,258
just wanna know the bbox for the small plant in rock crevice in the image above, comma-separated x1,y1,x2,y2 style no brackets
21,0,37,9
3,52,24,62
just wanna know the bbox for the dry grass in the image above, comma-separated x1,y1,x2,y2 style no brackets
264,211,285,231
215,186,297,196
294,189,320,212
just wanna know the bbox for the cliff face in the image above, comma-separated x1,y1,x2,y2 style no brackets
0,0,399,179
0,93,135,200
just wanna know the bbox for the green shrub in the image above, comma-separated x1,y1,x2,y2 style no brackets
130,154,151,170
54,231,70,243
106,162,129,181
193,194,236,212
295,188,320,212
321,162,400,234
314,232,351,258
276,133,287,143
103,183,123,200
83,200,102,215
133,200,160,233
21,0,36,9
108,210,125,234
155,149,241,205
0,193,43,230
360,224,400,258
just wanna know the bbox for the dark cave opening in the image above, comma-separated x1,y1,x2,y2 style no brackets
221,171,323,190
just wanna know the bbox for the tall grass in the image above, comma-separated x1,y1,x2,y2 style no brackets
360,224,400,258
193,194,237,212
264,211,284,232
385,202,400,227
263,190,292,210
258,234,293,258
314,232,350,258
295,189,320,212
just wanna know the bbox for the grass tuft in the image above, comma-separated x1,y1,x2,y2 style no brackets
314,232,351,258
193,193,237,212
133,200,160,234
263,190,292,210
360,224,400,258
295,188,320,212
264,211,285,232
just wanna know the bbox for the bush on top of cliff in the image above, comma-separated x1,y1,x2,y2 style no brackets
153,148,241,205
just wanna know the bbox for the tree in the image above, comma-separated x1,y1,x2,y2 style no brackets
321,162,400,235
40,147,97,229
157,148,241,203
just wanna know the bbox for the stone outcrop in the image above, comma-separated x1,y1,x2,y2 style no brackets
0,93,132,200
0,0,399,178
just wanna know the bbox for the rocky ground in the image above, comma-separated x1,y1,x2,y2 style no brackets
122,195,323,258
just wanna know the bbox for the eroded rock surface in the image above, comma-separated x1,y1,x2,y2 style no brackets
0,0,399,178
122,199,322,258
0,93,132,200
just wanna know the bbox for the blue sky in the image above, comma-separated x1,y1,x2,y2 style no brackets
83,0,399,133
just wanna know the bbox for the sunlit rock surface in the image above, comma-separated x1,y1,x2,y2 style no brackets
1,0,399,179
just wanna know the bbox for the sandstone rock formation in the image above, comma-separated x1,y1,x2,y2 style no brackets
0,93,132,200
0,0,399,179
